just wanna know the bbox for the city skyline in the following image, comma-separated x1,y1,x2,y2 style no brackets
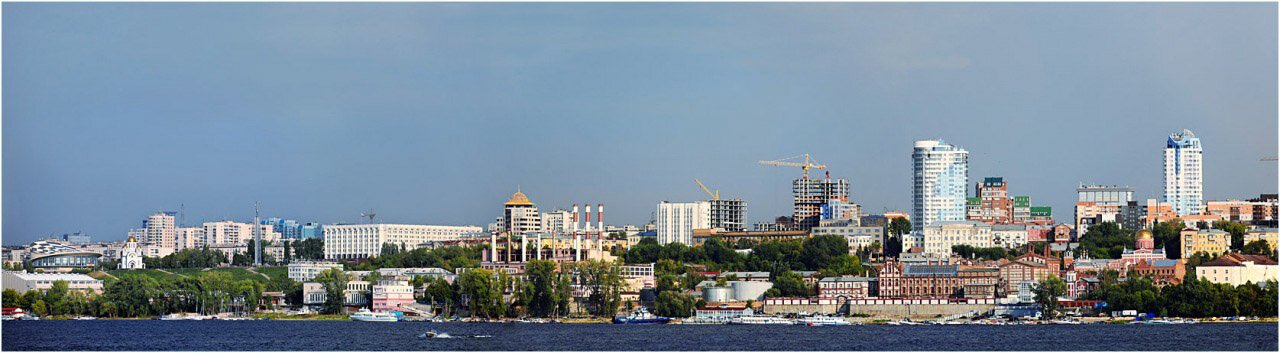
4,3,1277,245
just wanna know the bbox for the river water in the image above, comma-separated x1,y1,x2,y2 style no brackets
2,321,1276,351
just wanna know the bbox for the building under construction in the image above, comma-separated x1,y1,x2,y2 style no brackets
792,176,849,230
759,154,852,231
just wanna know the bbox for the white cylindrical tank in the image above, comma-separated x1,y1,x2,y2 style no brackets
732,281,774,301
703,287,732,303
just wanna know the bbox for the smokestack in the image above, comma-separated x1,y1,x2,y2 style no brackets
598,204,604,237
572,204,579,232
584,205,592,232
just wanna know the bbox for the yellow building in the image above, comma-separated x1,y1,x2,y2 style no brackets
1244,228,1278,251
1195,253,1278,286
1180,228,1230,258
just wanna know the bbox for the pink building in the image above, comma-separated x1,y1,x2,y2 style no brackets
371,280,415,312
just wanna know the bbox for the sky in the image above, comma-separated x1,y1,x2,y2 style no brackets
3,3,1277,245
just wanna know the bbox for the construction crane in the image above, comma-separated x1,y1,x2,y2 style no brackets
758,153,827,179
360,209,377,224
694,179,720,200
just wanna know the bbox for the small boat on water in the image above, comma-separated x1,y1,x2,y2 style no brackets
799,316,851,326
727,316,796,325
73,316,97,321
613,308,671,324
420,330,451,338
1049,319,1082,325
349,309,398,322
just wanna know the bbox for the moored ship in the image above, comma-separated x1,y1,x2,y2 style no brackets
613,308,670,324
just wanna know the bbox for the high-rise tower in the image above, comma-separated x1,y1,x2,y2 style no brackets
1164,129,1204,216
912,140,969,233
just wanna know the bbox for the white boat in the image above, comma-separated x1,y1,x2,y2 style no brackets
73,316,97,320
160,313,210,321
727,315,796,325
1049,319,1082,325
798,316,851,326
349,309,398,322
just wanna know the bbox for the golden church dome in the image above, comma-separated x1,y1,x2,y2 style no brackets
505,190,534,206
1136,229,1153,240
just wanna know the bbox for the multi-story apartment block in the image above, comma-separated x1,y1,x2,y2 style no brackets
710,199,748,232
1075,185,1140,233
912,140,969,233
1164,129,1204,217
1244,228,1277,251
1181,228,1230,258
540,210,573,234
921,221,992,256
1207,197,1279,226
656,201,710,245
201,221,279,246
140,212,177,249
175,227,204,250
1011,196,1032,223
323,224,484,259
973,177,1012,224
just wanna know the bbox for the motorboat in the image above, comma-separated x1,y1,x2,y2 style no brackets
160,313,210,320
613,308,671,324
73,316,98,320
727,316,796,325
798,316,851,326
349,309,398,322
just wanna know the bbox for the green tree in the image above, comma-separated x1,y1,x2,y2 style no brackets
3,289,26,309
459,268,504,318
1152,220,1186,259
313,268,349,314
1032,275,1067,319
1241,240,1276,259
30,299,48,317
44,280,69,316
801,234,850,271
1078,222,1134,259
524,259,559,317
1213,221,1249,250
769,270,814,297
884,218,911,258
571,259,624,317
654,291,696,318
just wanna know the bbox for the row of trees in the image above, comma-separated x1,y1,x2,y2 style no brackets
346,245,482,272
1,272,270,318
143,247,228,269
623,235,869,279
1082,270,1279,318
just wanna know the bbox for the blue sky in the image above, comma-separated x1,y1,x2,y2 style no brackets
4,3,1276,245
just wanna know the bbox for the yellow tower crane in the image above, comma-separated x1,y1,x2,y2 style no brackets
694,179,719,200
758,153,828,179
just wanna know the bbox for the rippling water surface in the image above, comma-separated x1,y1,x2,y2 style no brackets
3,321,1277,351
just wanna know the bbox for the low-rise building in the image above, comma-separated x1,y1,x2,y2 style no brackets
877,259,999,299
693,304,754,323
1181,228,1231,258
371,280,415,312
288,261,343,282
817,276,876,299
1131,259,1186,286
998,253,1061,294
812,220,884,253
1195,253,1278,286
2,272,104,293
991,225,1028,249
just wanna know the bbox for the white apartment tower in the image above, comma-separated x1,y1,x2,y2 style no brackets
1164,129,1204,216
656,201,711,245
912,140,970,233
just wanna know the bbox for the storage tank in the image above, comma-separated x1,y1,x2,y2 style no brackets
703,286,732,303
731,281,774,301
